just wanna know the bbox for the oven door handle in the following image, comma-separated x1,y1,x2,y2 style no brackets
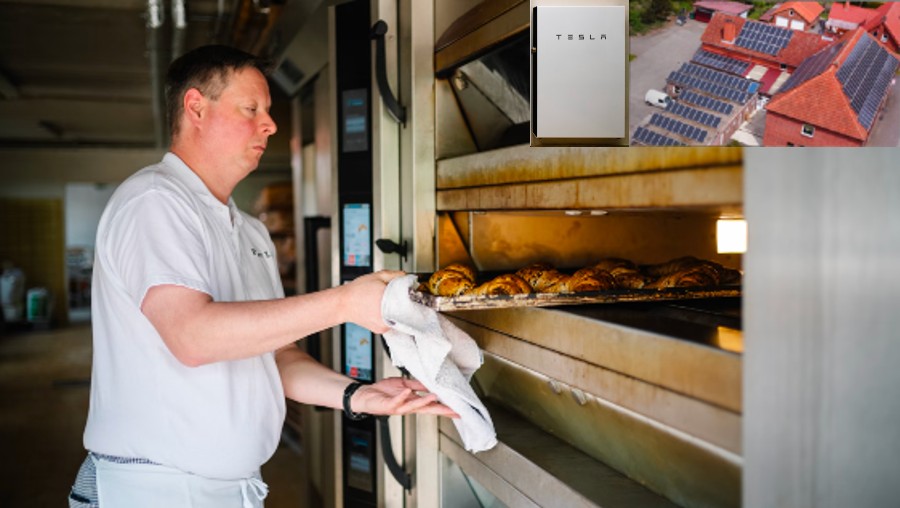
370,20,407,125
377,415,412,490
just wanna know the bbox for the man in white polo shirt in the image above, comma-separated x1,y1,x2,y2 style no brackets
68,45,456,508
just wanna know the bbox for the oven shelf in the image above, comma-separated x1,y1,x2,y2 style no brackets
440,401,679,508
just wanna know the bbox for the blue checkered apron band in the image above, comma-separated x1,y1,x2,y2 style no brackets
68,452,159,507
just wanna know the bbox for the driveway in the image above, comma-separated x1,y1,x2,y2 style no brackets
629,19,707,135
866,78,900,147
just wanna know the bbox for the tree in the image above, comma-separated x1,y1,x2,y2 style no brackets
642,0,674,24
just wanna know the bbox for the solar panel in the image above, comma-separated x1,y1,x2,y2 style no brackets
632,126,686,146
668,64,755,104
735,19,793,56
648,113,708,143
668,102,722,128
678,63,754,91
836,35,900,130
680,91,735,115
692,49,752,76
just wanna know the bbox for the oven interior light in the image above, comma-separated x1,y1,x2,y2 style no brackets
589,210,608,216
564,210,582,216
716,219,747,254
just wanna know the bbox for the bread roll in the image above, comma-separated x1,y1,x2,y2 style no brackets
428,270,474,296
473,274,532,296
441,263,476,282
647,263,720,289
565,267,617,293
515,262,555,288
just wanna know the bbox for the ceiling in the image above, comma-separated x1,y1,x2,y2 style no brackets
0,0,320,152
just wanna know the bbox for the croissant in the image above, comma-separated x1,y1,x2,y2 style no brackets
441,263,476,282
428,269,475,296
515,262,555,288
472,274,533,296
648,263,720,289
564,267,617,293
644,257,741,288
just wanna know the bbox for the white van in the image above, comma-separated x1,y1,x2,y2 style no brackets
645,89,671,109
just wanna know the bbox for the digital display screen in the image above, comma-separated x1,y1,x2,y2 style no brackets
344,323,373,382
342,203,371,267
345,428,374,492
342,89,368,153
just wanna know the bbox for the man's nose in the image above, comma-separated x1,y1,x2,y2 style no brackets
260,112,277,136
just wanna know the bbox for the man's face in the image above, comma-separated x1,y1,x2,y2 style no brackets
202,67,277,178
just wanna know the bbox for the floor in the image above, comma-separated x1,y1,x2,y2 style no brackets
0,322,306,507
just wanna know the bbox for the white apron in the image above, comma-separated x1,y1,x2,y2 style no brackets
92,455,268,508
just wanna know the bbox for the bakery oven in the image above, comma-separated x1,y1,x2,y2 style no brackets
378,2,746,507
425,146,744,508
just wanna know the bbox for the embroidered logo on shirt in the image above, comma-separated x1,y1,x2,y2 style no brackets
250,247,273,259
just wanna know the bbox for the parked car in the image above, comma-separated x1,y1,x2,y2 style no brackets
645,89,671,109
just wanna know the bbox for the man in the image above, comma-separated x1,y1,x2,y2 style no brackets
68,45,455,507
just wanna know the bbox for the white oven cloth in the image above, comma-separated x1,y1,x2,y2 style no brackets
380,275,497,453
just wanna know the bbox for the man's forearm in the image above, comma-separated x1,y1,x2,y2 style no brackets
142,285,349,366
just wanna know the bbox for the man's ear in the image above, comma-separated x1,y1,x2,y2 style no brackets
183,88,206,127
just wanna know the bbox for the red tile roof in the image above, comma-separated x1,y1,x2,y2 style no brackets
766,29,897,140
762,2,825,25
693,1,753,16
828,2,877,27
874,2,900,44
702,13,832,67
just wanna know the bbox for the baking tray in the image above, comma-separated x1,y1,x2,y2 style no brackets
409,284,742,312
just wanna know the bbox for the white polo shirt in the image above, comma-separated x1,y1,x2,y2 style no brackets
84,153,286,480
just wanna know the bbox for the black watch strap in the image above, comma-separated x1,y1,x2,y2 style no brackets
342,381,369,420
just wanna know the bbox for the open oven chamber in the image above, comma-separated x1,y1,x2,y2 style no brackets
428,144,744,508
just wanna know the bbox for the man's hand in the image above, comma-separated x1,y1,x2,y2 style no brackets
342,270,405,334
350,377,459,418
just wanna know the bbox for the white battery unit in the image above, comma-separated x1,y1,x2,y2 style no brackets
532,4,626,141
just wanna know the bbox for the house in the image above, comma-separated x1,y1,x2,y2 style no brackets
826,1,878,36
764,29,900,147
700,13,832,94
691,1,752,23
827,2,900,53
866,2,900,53
760,1,825,32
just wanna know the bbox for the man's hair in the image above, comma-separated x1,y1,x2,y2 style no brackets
165,45,270,139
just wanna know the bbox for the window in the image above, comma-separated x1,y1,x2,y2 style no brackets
882,33,889,43
780,63,788,71
789,9,794,16
801,124,815,138
787,142,795,147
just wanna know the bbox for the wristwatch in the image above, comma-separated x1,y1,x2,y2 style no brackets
342,381,369,421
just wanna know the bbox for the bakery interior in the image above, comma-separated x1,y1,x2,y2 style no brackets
1,1,898,507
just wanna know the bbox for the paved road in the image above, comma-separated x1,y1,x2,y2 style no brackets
629,19,707,136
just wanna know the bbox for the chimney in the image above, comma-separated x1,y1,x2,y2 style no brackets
723,19,737,43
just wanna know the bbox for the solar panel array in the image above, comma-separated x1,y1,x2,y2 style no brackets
667,102,722,129
680,91,735,115
836,35,900,130
649,113,708,143
693,49,751,76
632,126,685,146
681,63,757,92
667,70,753,104
735,20,794,55
778,41,846,95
